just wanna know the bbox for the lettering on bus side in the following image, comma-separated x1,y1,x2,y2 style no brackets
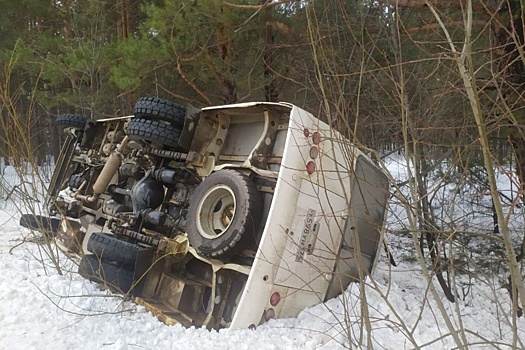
295,209,317,262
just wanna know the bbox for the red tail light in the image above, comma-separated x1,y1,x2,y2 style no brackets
270,292,281,306
306,161,316,174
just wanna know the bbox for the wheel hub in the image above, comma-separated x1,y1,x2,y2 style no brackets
197,185,236,239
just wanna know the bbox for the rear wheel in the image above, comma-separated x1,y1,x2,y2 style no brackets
126,118,183,150
134,97,186,128
186,169,262,258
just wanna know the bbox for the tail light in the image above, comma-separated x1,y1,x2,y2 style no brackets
270,292,281,306
264,308,275,321
306,161,316,174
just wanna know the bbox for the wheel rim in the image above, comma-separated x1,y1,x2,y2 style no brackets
196,184,236,239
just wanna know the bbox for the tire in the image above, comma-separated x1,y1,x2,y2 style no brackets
187,169,262,258
126,118,183,150
78,254,135,294
86,232,140,268
19,214,60,236
134,97,186,128
56,114,87,133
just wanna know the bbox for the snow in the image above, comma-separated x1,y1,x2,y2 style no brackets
1,163,525,349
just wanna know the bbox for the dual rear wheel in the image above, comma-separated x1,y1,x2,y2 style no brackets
127,97,186,151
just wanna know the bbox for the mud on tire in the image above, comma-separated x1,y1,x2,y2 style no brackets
186,169,262,258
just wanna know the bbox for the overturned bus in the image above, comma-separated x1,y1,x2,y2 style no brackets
22,98,389,329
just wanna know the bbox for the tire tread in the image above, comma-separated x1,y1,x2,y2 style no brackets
56,114,87,131
187,169,262,258
134,97,186,128
126,118,183,150
87,232,139,268
78,254,135,294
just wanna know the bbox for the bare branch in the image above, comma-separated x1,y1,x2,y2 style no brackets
222,0,301,10
406,19,488,33
380,0,498,14
176,57,213,106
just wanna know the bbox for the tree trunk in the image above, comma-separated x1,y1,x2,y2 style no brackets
262,0,279,102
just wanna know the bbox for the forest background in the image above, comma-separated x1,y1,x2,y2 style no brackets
1,0,520,164
1,0,525,348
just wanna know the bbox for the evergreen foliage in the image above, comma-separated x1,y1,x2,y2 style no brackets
0,0,522,160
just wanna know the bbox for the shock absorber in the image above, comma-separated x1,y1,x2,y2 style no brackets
75,136,130,203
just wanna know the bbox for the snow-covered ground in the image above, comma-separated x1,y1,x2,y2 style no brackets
1,163,524,349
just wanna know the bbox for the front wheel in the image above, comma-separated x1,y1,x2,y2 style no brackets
55,114,87,135
78,254,135,294
19,214,60,236
186,169,262,258
86,232,141,268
